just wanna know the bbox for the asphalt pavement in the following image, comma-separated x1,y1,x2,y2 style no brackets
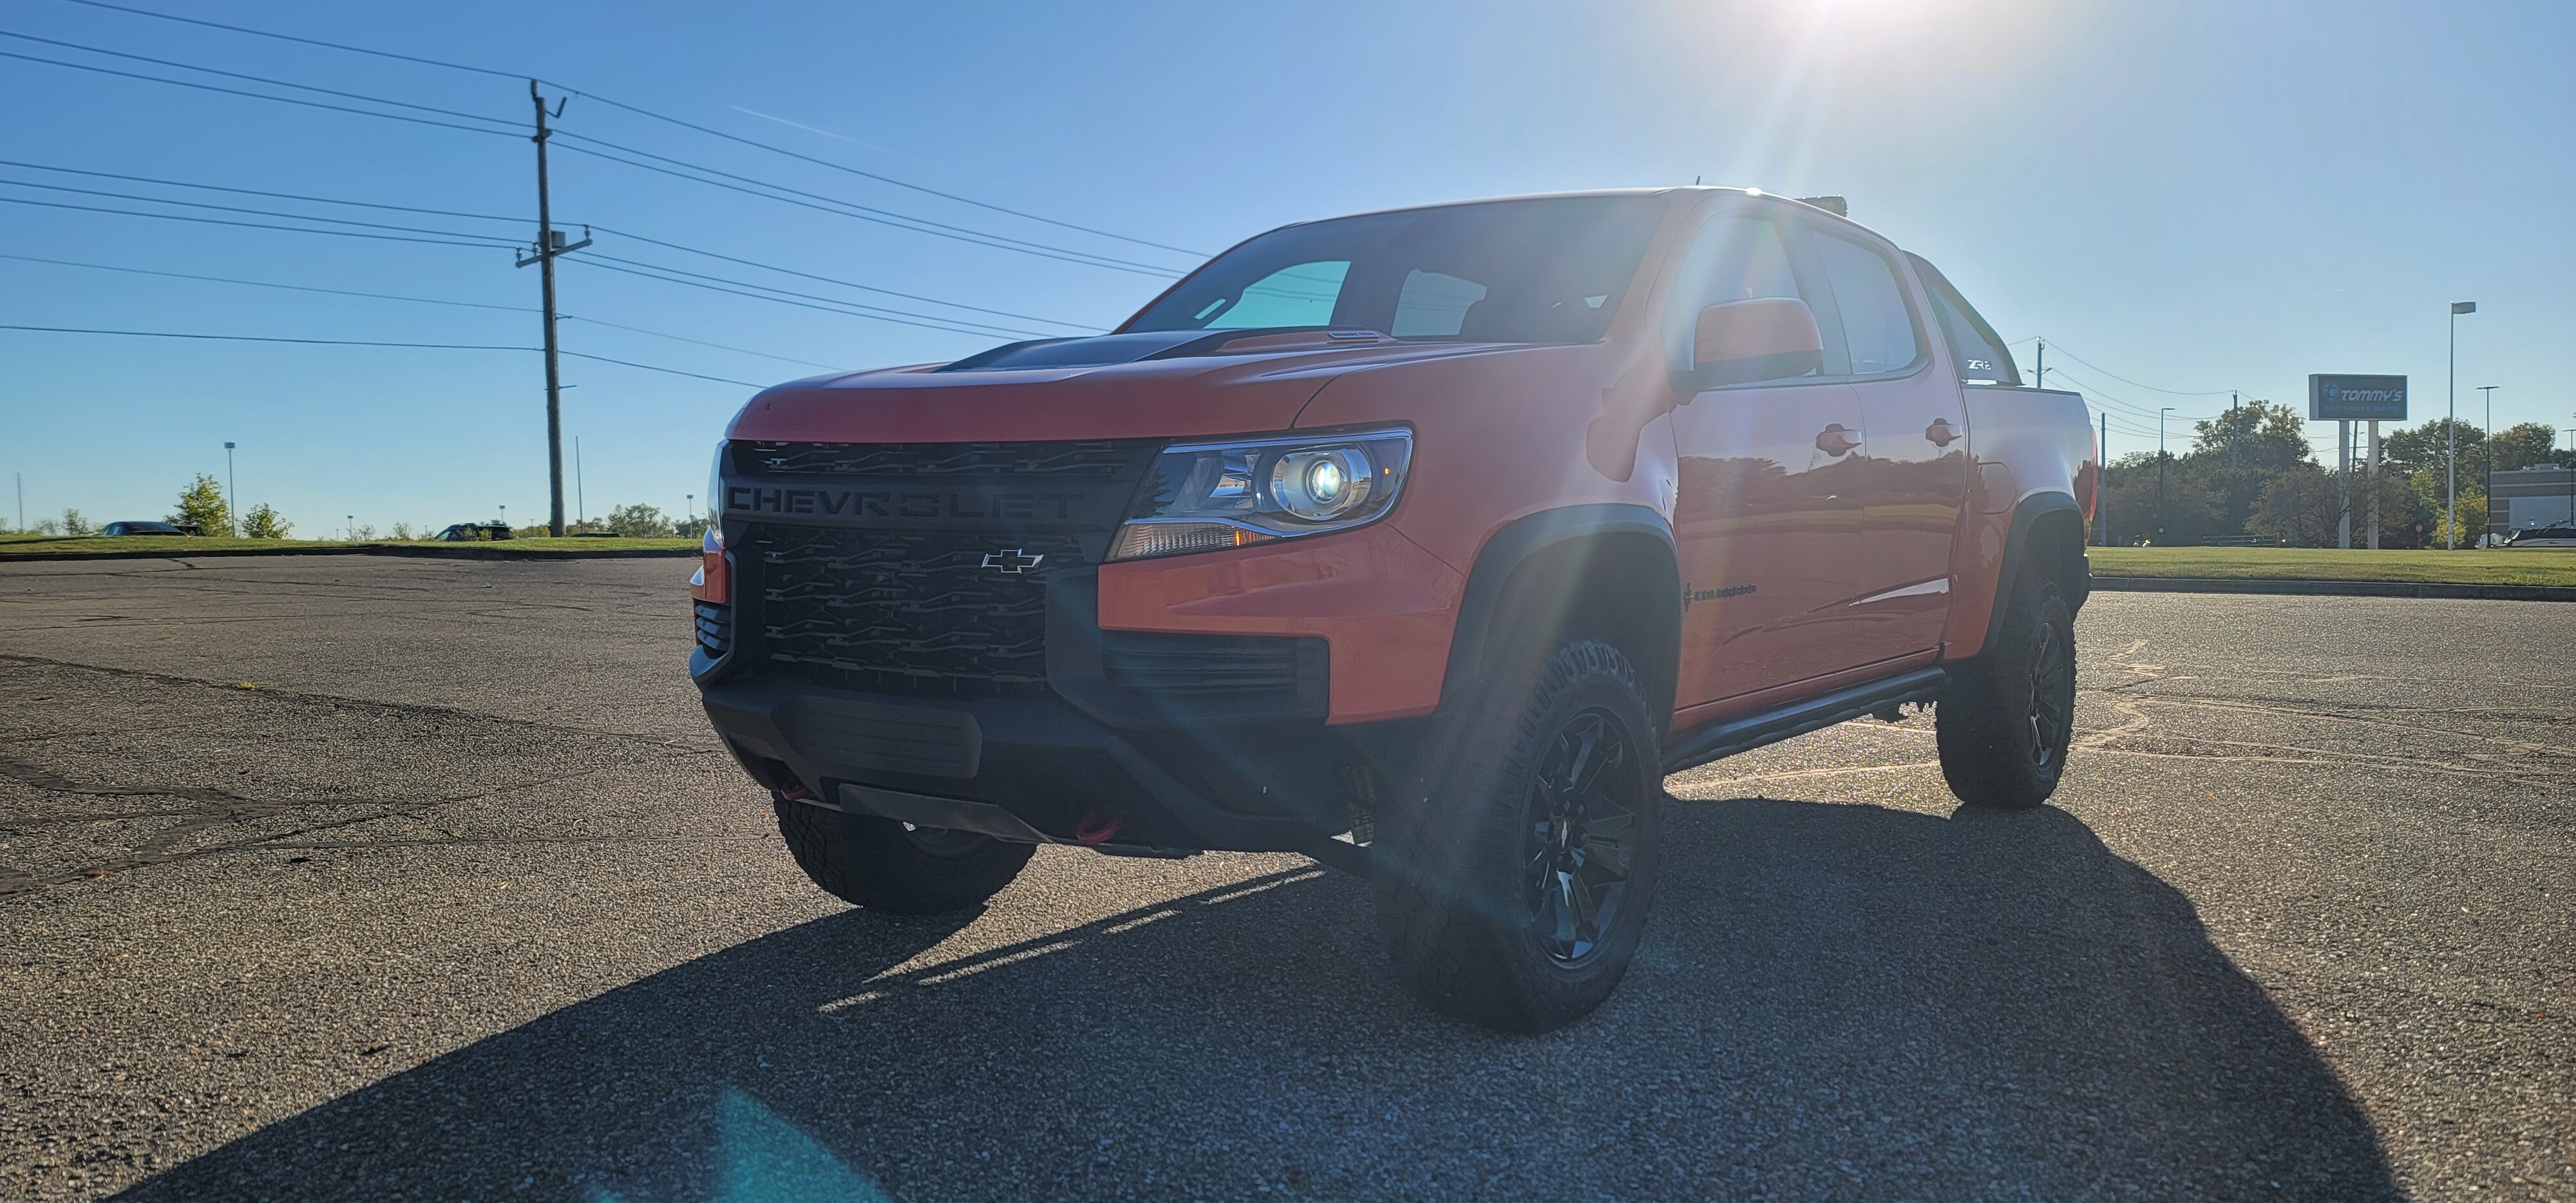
1,555,2568,1201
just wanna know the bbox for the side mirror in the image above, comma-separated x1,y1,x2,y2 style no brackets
1691,297,1823,388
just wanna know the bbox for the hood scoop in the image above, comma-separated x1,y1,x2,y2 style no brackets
938,327,1394,372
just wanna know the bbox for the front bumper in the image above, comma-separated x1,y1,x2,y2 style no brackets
700,672,1375,856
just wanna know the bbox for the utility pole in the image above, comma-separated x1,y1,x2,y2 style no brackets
2447,301,2477,547
2367,419,2382,549
2337,419,2352,549
2034,339,2046,390
2157,406,2173,543
520,81,591,539
2479,384,2498,547
2099,411,2109,545
14,472,21,533
574,434,585,526
223,441,237,537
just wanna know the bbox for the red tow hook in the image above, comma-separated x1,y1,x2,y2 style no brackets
1074,810,1123,847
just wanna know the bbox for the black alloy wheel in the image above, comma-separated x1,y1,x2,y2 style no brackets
1522,708,1641,967
2027,620,2074,770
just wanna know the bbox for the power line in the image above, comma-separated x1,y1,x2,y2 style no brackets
587,225,1094,330
56,0,525,78
19,15,1194,278
574,256,1033,341
0,48,516,138
0,252,840,367
580,251,1044,338
560,316,838,370
0,29,518,129
0,323,766,386
52,0,1204,258
0,158,522,223
2037,341,2237,397
0,158,1097,330
0,176,518,242
0,251,528,309
0,193,511,249
560,92,1207,259
551,140,1182,278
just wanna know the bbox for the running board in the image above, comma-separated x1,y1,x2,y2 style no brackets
1660,667,1950,776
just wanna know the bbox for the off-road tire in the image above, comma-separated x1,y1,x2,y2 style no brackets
1937,576,2076,810
773,794,1035,914
1375,639,1664,1033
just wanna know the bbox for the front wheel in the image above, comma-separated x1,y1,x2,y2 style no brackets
1937,576,2076,810
773,794,1035,914
1375,639,1665,1033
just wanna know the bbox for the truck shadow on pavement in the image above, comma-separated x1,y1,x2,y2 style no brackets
119,799,2401,1202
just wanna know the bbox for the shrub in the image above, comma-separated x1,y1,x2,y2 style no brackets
170,475,231,536
605,503,675,538
61,508,96,537
241,503,290,539
389,522,417,540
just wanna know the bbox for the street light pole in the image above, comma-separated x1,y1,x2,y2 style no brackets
2448,301,2477,547
2157,406,2173,543
223,441,237,538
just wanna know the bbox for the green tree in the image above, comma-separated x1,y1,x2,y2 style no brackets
169,473,231,535
2380,417,2483,480
605,503,674,537
2490,422,2561,473
240,503,290,539
61,507,97,536
2191,402,2311,471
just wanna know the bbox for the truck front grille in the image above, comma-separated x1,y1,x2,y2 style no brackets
744,524,1087,697
734,439,1148,479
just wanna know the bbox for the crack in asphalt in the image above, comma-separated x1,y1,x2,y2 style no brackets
0,652,717,752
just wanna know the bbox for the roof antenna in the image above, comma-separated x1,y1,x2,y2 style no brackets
1694,175,1703,185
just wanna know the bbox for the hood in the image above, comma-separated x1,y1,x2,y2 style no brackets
726,329,1520,444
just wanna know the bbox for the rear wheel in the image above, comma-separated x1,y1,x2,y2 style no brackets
1376,638,1664,1032
1937,576,2076,810
773,794,1035,914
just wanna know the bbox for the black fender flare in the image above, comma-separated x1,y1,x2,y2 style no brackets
1982,490,2091,655
1438,503,1681,724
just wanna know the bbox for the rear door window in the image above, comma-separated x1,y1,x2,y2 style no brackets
1908,254,2022,385
1810,231,1924,376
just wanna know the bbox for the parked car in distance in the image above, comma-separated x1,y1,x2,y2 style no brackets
690,186,2098,1032
100,520,197,536
435,523,513,542
2505,526,2576,548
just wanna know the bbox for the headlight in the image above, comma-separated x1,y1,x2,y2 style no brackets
1108,428,1412,562
705,440,727,548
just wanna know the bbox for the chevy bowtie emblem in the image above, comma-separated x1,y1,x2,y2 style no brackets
981,549,1045,574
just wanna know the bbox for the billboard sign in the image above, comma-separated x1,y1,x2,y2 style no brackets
2309,374,2408,421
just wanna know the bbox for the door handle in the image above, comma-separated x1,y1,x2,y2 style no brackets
1815,424,1860,456
1924,418,1958,447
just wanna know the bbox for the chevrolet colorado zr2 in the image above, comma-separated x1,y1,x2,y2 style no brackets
690,187,2097,1032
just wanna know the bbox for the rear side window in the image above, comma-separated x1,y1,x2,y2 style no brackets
1661,213,1810,375
1811,231,1924,376
1909,254,2022,386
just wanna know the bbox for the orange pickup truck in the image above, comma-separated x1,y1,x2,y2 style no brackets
691,187,2097,1030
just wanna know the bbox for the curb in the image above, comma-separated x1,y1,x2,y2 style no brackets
0,545,696,564
2092,576,2576,602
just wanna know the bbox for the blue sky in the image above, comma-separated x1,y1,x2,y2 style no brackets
4,0,2569,533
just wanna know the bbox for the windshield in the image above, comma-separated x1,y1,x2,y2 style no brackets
1125,196,1665,345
